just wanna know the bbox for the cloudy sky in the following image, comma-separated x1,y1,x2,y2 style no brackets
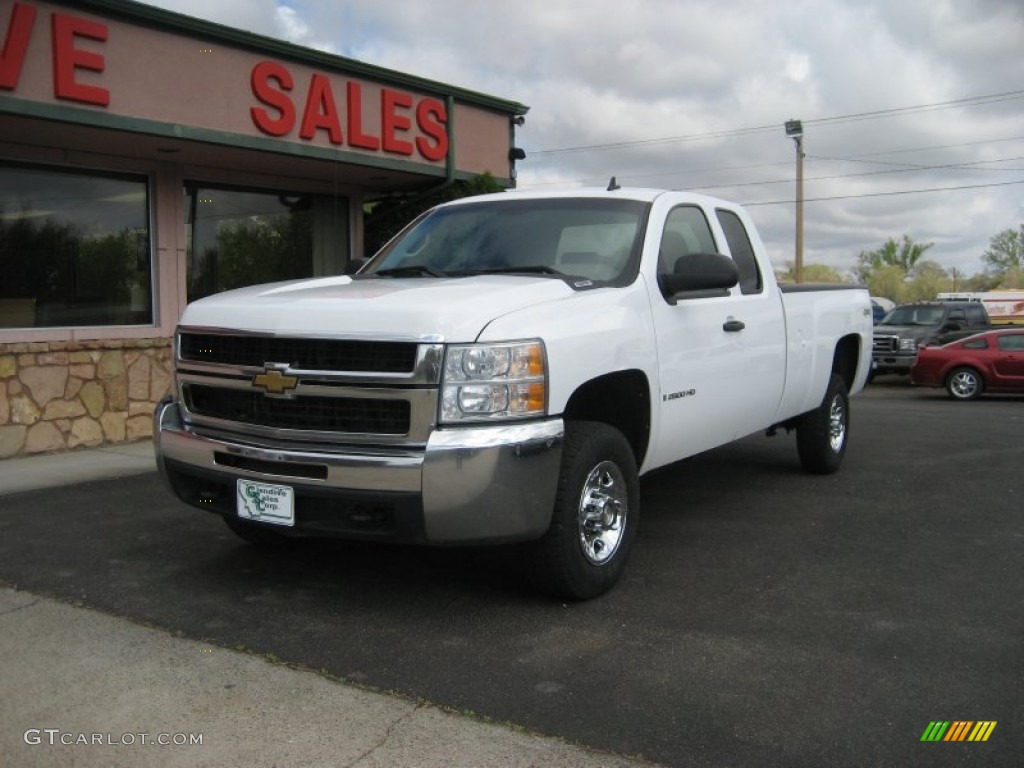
148,0,1024,279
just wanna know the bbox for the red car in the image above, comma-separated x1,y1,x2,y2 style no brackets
911,329,1024,400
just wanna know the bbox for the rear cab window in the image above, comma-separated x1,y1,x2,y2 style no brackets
715,209,763,295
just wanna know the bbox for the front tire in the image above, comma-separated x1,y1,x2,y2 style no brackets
795,373,850,475
526,421,639,600
946,367,983,401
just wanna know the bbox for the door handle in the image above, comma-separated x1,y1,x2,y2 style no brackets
723,319,745,332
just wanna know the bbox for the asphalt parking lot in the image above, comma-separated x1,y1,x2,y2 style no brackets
1,380,1021,767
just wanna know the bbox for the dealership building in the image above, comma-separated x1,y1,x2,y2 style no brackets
0,0,528,458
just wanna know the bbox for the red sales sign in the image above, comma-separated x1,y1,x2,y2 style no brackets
1,1,449,162
249,61,448,161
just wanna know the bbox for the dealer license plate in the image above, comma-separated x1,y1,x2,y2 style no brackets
236,479,295,527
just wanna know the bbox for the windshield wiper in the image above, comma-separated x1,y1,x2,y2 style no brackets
471,265,564,276
373,266,446,278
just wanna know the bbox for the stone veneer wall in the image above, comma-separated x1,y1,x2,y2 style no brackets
0,338,173,459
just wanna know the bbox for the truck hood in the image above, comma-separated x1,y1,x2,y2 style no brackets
179,275,577,342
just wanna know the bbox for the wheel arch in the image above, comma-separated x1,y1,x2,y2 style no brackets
562,370,651,468
832,333,862,391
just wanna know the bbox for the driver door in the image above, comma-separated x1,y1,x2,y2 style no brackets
647,204,786,467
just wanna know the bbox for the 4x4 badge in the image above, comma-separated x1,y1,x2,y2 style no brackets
253,366,298,395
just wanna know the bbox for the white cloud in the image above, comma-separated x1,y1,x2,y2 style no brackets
785,54,811,84
274,4,338,53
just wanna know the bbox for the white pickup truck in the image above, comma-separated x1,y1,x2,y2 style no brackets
155,187,872,599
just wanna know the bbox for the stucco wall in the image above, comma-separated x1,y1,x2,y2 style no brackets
0,338,172,458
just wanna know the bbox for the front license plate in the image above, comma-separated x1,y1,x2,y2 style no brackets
236,479,295,527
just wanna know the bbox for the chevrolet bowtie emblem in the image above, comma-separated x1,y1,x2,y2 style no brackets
252,367,298,395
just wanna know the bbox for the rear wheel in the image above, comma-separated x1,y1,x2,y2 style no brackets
946,367,983,401
795,373,849,475
526,421,639,600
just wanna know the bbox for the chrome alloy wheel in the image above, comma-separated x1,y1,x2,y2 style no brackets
949,370,980,399
577,460,628,565
828,394,847,454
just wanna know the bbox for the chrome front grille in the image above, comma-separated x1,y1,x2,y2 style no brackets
872,335,899,354
178,331,418,373
184,384,412,435
175,328,443,446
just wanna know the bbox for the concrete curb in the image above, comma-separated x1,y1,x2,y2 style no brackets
0,588,653,767
0,440,156,495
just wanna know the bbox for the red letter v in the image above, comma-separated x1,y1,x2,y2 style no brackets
0,2,37,90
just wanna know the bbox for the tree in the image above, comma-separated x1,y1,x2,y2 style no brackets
982,226,1023,275
996,267,1024,289
903,260,952,302
777,262,849,284
863,265,909,303
363,173,504,257
963,272,1001,292
855,235,933,281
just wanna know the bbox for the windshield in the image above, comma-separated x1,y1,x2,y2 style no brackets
879,306,945,326
362,198,649,283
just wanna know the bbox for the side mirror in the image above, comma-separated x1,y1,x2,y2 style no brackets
658,252,739,303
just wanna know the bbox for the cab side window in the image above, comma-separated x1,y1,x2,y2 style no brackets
658,206,717,278
966,304,987,325
716,209,762,295
947,309,967,326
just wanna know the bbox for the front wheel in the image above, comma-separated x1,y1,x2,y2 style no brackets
946,367,983,401
526,421,640,600
795,373,850,475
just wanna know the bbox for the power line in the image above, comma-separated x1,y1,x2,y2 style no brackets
519,159,793,188
529,90,1024,156
741,178,1024,207
725,155,1024,189
832,135,1024,160
805,92,1024,127
519,153,1024,190
529,124,777,156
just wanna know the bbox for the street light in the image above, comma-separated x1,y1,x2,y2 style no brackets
785,119,804,283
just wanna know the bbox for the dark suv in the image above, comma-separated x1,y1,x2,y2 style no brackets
872,301,991,376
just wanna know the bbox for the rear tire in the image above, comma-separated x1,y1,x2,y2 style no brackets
526,421,639,600
795,373,849,475
946,367,983,401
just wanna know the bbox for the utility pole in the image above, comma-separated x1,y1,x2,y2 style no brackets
785,120,804,283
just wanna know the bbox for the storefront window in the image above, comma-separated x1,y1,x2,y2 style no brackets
0,164,152,329
186,185,315,302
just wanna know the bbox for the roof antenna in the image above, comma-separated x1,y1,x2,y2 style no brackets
607,176,621,191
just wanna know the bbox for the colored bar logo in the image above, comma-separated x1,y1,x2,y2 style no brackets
921,721,997,742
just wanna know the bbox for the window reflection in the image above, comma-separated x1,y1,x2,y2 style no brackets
0,164,152,328
186,186,314,302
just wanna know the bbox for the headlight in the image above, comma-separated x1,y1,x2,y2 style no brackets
898,338,917,352
441,340,547,423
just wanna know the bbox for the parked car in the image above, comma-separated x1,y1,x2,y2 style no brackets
910,329,1024,400
872,300,991,375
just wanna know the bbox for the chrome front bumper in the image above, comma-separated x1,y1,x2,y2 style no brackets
871,353,915,373
154,397,563,544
